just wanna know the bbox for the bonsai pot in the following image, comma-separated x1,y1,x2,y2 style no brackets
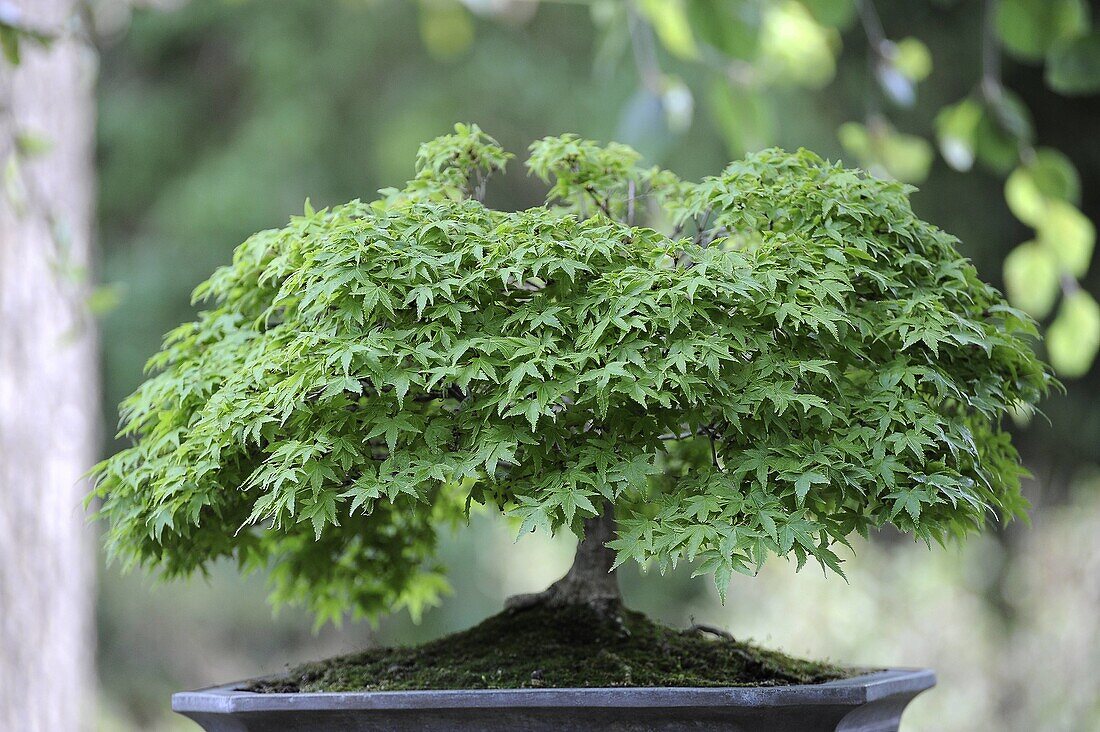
173,667,934,731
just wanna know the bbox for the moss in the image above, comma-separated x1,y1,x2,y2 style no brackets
249,604,852,693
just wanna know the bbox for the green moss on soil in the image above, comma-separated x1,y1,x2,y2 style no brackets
249,603,851,693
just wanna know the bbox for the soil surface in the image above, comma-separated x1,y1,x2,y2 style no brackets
249,603,851,693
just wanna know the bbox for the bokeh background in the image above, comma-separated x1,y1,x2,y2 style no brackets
6,0,1100,730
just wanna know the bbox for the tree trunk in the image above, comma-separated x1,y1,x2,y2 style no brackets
0,2,97,729
506,503,621,613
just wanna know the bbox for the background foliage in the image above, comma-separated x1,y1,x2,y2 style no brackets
92,1,1099,730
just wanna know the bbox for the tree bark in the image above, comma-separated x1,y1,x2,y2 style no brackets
506,503,621,613
0,2,97,729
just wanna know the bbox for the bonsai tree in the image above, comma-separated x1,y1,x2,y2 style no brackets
92,124,1050,632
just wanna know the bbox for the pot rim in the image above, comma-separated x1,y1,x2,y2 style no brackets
172,668,935,714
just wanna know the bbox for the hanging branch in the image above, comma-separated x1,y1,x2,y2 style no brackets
855,0,888,120
625,0,663,96
980,0,1003,100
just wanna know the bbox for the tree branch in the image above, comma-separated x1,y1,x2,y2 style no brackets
584,185,613,218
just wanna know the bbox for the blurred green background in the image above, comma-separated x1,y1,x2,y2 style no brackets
93,1,1100,730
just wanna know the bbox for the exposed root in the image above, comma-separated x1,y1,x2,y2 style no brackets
505,589,629,638
688,623,736,641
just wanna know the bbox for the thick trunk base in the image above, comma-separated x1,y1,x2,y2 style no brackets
505,506,621,618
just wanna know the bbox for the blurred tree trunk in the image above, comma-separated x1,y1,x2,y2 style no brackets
0,0,98,729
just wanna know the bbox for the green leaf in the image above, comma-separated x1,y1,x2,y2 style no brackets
758,1,838,89
88,283,124,316
1029,148,1081,204
811,545,846,579
638,0,697,59
0,26,20,65
523,400,542,431
612,454,661,491
794,471,828,504
996,0,1088,61
1038,200,1095,278
1005,168,1046,226
798,0,857,29
418,0,473,61
0,16,53,67
387,372,411,405
14,132,51,157
974,92,1033,173
514,501,552,538
1004,242,1060,319
879,132,933,182
838,121,932,183
608,526,652,570
935,98,982,171
891,491,923,520
893,37,932,82
1005,149,1081,226
1047,32,1100,95
693,551,735,601
301,493,338,539
1048,291,1100,377
708,81,774,156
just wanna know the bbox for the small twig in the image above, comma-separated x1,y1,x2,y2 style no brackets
626,179,636,226
584,185,613,218
694,208,714,240
626,0,663,95
980,0,1002,99
698,422,722,466
855,0,887,51
699,227,729,250
1060,273,1081,297
656,425,717,441
473,168,487,202
855,0,887,119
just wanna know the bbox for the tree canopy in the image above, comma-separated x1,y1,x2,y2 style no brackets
91,125,1051,625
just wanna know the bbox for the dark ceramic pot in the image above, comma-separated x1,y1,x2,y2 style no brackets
173,667,934,731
